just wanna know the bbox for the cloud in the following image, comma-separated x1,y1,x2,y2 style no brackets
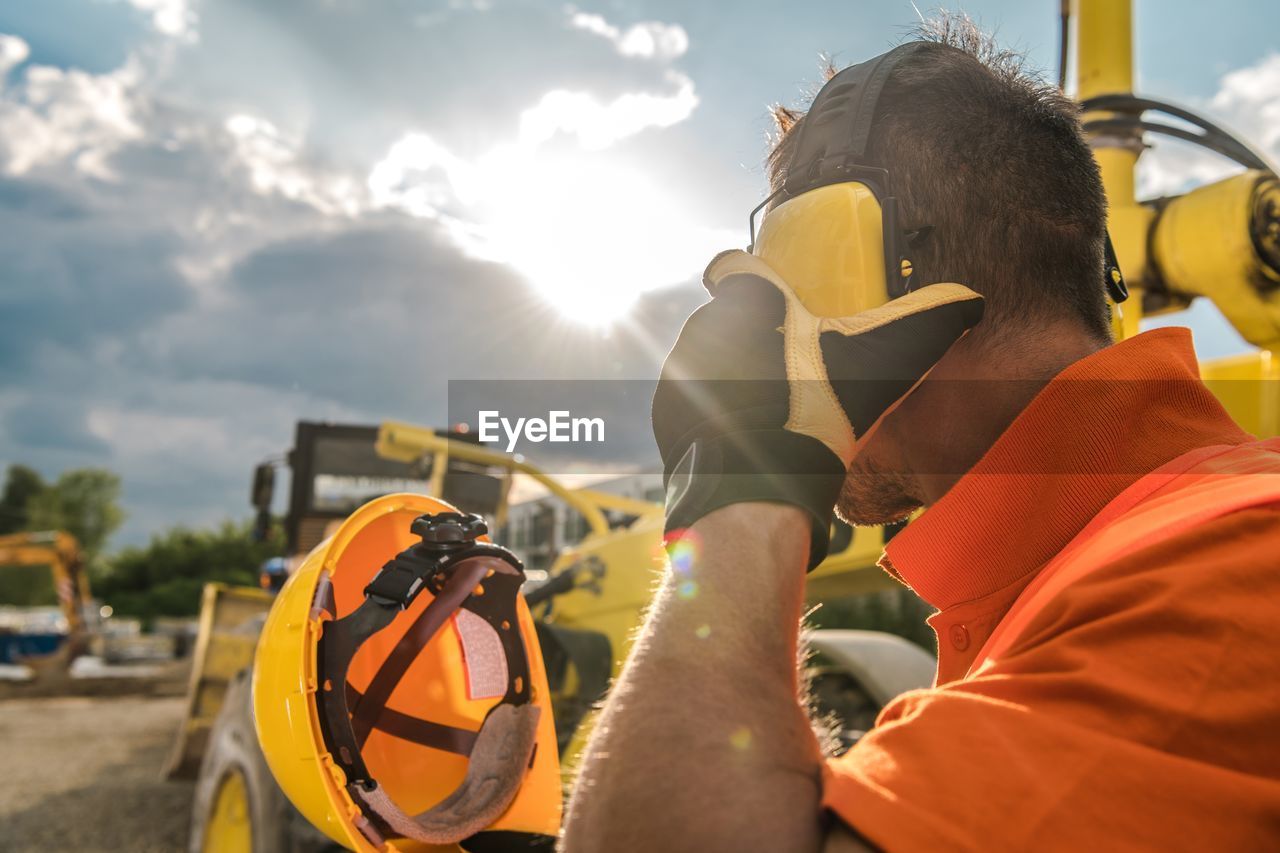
0,174,191,374
224,113,363,216
363,11,720,325
568,11,689,62
1211,53,1280,156
0,35,143,179
0,1,720,549
123,0,197,40
146,222,697,392
367,133,472,218
0,32,28,76
366,118,734,323
81,375,370,537
149,0,703,172
1137,52,1280,198
518,71,698,149
5,396,110,454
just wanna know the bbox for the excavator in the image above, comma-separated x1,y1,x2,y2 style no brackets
175,1,1279,850
0,530,93,672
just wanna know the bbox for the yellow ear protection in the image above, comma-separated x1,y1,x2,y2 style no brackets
749,41,1128,318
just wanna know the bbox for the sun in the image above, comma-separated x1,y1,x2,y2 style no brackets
369,133,739,326
470,150,734,326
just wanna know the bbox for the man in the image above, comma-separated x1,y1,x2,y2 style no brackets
561,16,1280,853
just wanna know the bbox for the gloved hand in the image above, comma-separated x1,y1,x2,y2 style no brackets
653,250,983,567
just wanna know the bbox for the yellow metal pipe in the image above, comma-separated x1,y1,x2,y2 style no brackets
1074,0,1133,100
1075,0,1150,338
1153,172,1280,349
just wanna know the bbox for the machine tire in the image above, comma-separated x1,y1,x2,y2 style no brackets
188,668,337,853
806,629,937,750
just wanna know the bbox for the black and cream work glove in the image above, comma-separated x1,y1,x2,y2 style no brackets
653,250,983,568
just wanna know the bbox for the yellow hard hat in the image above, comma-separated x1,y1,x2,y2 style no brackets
253,493,561,851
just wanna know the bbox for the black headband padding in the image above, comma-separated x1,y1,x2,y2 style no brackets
783,41,935,197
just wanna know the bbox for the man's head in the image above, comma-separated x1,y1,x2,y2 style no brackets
767,15,1113,523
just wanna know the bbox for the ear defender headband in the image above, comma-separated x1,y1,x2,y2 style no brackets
750,42,934,300
750,41,1128,307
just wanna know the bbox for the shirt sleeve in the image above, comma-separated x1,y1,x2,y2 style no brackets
822,507,1280,852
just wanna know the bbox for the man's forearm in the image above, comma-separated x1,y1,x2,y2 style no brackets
561,502,827,852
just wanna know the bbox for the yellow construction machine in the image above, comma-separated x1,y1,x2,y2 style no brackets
1071,1,1280,406
0,530,93,672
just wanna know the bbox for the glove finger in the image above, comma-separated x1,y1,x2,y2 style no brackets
820,284,984,435
653,273,789,468
702,248,811,314
658,274,787,383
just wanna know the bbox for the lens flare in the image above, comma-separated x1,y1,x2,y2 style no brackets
664,530,701,577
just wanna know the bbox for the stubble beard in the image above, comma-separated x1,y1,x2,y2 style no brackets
835,455,924,527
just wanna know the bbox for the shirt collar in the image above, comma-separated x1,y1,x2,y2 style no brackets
883,327,1251,612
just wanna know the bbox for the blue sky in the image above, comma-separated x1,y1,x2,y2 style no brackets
0,0,1276,548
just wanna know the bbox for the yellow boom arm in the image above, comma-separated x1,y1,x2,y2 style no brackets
0,530,89,638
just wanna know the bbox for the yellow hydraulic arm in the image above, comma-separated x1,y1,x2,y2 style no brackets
0,530,90,639
1075,0,1280,437
376,420,661,540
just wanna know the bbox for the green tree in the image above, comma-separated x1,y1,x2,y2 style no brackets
94,519,285,622
0,465,46,535
25,468,125,560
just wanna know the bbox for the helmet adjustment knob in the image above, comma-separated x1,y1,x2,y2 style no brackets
410,511,488,547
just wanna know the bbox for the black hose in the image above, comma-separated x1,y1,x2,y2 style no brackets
1084,94,1238,138
523,570,577,607
1057,2,1070,91
1082,118,1271,172
1081,93,1278,176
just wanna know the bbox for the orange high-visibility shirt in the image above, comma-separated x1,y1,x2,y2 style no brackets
823,328,1280,850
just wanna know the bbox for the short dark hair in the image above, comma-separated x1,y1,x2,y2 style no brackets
767,13,1113,343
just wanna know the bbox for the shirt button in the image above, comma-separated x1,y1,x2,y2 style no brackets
949,624,970,651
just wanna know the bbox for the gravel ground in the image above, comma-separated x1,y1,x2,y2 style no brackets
0,695,194,852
